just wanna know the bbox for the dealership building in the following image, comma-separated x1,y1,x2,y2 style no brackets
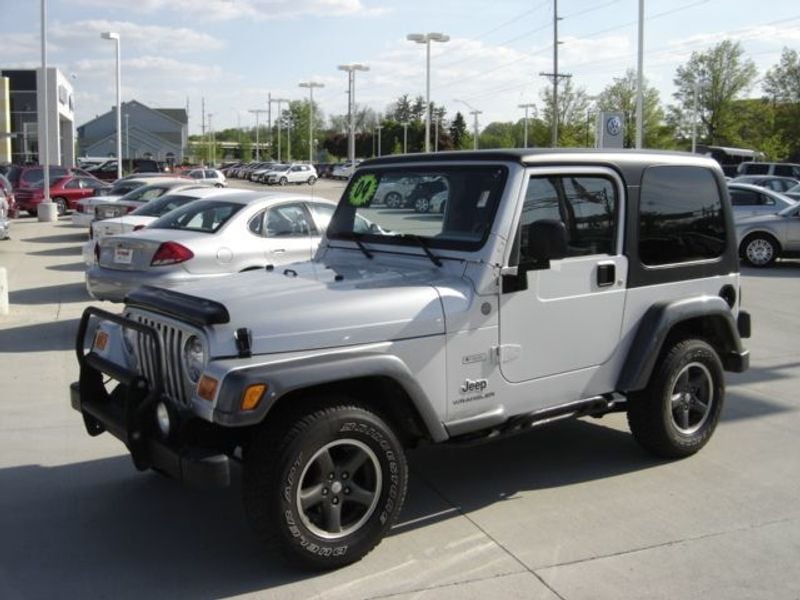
0,68,75,166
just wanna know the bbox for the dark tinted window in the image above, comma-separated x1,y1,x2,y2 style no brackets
520,175,617,258
639,166,725,265
730,189,771,206
741,163,769,175
772,164,800,177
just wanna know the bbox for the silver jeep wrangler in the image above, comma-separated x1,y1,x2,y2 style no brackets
72,150,750,569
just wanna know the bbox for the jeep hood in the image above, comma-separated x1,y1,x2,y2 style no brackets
171,260,456,356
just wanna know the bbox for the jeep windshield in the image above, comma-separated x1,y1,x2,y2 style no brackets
327,165,508,251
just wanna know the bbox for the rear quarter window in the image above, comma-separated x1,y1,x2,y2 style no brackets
638,166,726,265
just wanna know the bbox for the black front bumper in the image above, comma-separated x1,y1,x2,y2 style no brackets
72,307,230,488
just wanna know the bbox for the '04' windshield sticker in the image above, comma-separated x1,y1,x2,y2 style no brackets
348,175,378,207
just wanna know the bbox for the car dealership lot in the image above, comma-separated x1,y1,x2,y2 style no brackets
1,199,799,599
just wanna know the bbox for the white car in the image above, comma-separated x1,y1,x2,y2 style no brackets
187,168,226,187
331,161,360,180
265,163,318,186
85,192,338,302
81,187,243,265
728,182,797,220
72,178,193,227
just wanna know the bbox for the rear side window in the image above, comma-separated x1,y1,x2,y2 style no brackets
730,189,772,206
741,163,769,175
639,166,726,265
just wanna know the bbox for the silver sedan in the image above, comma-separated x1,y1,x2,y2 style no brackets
86,191,336,301
736,201,800,267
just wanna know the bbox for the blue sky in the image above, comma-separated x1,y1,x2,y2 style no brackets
2,0,799,134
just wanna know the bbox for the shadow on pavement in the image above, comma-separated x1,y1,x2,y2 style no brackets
0,317,80,351
9,282,90,305
27,245,83,257
21,232,88,244
47,261,87,272
741,262,800,278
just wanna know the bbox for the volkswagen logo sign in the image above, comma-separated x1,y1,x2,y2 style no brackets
606,116,622,137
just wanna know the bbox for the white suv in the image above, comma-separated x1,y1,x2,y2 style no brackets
265,163,317,186
71,150,750,570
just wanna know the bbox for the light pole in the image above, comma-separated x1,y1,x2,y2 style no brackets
271,98,289,162
337,64,369,164
298,81,324,163
100,31,122,179
40,0,51,216
402,122,408,153
375,123,383,157
455,99,482,150
518,103,537,148
286,114,292,162
407,32,449,153
124,112,129,165
434,115,439,152
248,109,267,161
691,75,708,154
207,112,214,166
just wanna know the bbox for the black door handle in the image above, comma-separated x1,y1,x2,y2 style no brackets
597,263,615,287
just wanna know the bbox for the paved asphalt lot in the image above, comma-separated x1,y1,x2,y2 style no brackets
1,179,799,599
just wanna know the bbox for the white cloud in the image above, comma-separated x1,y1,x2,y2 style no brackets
72,0,386,21
51,20,225,53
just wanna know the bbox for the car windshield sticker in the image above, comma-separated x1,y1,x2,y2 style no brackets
348,175,378,207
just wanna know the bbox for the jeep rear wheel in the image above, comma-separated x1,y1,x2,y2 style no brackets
627,339,724,458
243,402,408,570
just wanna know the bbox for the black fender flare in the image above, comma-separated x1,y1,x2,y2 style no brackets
211,350,449,442
617,295,748,393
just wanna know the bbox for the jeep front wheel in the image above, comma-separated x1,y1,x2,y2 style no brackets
243,402,408,570
627,339,724,459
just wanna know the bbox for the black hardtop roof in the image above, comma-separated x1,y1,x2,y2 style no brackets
360,148,721,179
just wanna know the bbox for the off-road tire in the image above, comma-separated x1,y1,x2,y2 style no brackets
627,339,724,459
243,401,408,570
740,233,779,267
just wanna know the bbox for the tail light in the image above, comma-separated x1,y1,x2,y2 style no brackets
151,242,194,266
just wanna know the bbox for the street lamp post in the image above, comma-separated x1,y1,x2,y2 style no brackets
407,32,449,153
40,0,52,218
124,112,129,165
248,109,267,161
271,98,289,162
375,123,383,157
434,115,439,152
402,122,408,153
337,64,369,164
691,75,708,154
518,103,537,148
100,31,122,179
299,81,324,163
470,111,482,150
286,115,292,162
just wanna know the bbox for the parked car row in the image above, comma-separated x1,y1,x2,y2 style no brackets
223,161,319,186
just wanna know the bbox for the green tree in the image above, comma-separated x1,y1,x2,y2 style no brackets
763,48,800,161
596,69,670,148
539,77,591,147
479,122,516,149
669,40,757,147
449,112,468,150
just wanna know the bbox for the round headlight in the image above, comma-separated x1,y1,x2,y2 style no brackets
182,335,206,383
155,402,171,437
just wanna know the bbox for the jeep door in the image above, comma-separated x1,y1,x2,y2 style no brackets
498,168,627,387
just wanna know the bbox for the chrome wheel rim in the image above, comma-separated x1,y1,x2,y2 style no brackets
296,439,382,540
746,238,774,266
670,361,714,435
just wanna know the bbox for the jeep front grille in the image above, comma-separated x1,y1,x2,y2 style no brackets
131,315,190,406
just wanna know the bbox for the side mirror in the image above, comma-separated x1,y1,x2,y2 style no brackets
522,219,568,266
502,219,568,294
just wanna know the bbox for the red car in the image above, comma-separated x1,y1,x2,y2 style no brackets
15,175,112,216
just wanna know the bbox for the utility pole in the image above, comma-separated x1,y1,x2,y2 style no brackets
635,0,645,149
539,0,571,147
375,123,383,157
469,110,482,150
248,109,267,160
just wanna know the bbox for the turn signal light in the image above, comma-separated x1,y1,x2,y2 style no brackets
197,375,218,401
151,241,194,266
241,384,267,411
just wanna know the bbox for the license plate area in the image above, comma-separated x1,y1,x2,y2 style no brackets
114,246,133,264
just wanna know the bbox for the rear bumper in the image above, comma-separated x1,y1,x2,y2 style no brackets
72,212,94,227
85,265,193,302
71,307,230,488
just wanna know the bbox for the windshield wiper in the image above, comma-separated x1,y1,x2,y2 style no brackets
397,234,443,267
335,232,373,259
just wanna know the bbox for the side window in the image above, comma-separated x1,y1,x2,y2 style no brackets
248,209,265,235
639,166,726,265
266,203,312,237
307,203,334,232
205,170,216,178
519,175,617,260
64,179,82,189
729,189,759,206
